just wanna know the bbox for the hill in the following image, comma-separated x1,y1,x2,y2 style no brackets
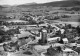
17,1,80,7
0,6,3,8
0,1,80,22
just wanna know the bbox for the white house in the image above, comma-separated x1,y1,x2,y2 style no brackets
60,29,65,34
47,37,61,42
0,25,9,31
62,38,68,44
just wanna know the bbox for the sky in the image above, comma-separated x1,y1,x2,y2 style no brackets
0,0,63,5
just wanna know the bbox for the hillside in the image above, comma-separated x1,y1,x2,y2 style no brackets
0,6,6,15
17,1,80,7
0,6,4,10
0,1,80,22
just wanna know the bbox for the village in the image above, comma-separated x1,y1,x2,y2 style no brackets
0,0,80,56
0,19,80,56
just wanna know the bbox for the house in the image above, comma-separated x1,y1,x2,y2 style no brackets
60,29,65,34
47,37,61,42
0,25,9,31
62,38,68,44
62,48,78,56
11,34,18,42
16,31,34,38
52,43,64,47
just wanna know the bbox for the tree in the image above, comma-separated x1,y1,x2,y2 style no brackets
76,26,80,35
54,16,60,20
61,15,71,18
0,30,6,35
6,29,20,35
71,7,80,11
47,46,59,56
67,24,72,29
